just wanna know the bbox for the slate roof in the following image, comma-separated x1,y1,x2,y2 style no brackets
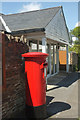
0,20,2,31
2,6,61,32
0,19,5,31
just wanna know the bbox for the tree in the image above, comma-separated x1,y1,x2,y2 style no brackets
70,26,80,40
69,44,80,54
69,26,80,70
69,26,80,55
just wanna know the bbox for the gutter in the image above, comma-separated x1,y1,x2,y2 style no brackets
11,28,45,36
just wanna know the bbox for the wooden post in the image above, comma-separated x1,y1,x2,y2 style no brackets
49,43,51,75
53,44,55,74
42,37,47,88
56,44,59,73
66,45,69,72
42,37,46,53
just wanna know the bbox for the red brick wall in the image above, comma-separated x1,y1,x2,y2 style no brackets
0,33,2,120
2,33,29,119
0,33,2,67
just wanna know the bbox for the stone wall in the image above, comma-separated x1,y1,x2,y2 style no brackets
69,52,78,71
2,33,29,119
72,52,78,65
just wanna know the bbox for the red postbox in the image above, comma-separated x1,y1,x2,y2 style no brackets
22,52,48,119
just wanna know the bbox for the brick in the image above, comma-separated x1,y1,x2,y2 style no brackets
2,33,29,119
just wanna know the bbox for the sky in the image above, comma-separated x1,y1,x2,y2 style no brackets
0,2,79,31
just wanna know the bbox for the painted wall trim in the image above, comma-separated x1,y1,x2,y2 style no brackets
0,16,11,33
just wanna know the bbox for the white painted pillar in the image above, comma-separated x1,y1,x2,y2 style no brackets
66,45,69,72
37,40,39,52
56,44,59,73
53,44,55,74
49,43,51,75
42,37,47,86
42,37,46,53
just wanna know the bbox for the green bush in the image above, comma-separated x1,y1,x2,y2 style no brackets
73,64,78,71
77,118,80,120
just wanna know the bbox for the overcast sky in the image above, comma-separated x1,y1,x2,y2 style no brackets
1,2,79,31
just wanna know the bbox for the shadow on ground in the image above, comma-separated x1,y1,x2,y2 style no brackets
56,72,79,87
46,101,71,118
46,96,71,119
47,72,79,92
46,96,54,105
3,97,72,120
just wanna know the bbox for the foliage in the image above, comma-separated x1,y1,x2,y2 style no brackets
77,118,80,120
73,64,78,72
69,26,80,70
69,44,80,55
69,26,80,56
70,26,80,40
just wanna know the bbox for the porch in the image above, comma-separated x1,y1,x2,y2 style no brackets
9,30,69,78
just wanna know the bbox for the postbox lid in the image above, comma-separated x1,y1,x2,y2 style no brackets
22,52,49,58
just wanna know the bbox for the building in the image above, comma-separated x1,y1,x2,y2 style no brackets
0,6,70,119
0,6,70,77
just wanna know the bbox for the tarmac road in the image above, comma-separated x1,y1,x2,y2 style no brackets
46,72,80,119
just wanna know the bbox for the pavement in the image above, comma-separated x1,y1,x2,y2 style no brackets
46,72,80,119
3,72,80,120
